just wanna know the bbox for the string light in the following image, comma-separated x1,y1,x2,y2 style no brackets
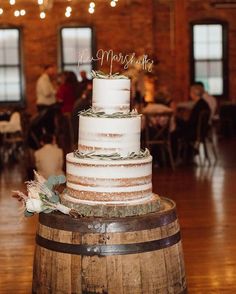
110,1,116,7
1,1,118,18
20,9,26,16
66,6,72,12
65,11,71,17
40,11,46,19
14,10,20,17
90,2,95,8
88,7,94,14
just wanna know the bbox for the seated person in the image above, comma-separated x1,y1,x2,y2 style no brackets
176,84,210,142
0,111,22,133
194,81,217,121
34,133,64,179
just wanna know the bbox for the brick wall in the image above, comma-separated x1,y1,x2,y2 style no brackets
0,0,235,112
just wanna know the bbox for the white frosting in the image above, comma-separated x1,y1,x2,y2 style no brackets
66,153,152,203
92,78,130,114
78,116,141,156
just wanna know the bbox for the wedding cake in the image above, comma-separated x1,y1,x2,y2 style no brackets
61,72,160,216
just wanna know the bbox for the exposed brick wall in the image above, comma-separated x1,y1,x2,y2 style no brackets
0,0,235,112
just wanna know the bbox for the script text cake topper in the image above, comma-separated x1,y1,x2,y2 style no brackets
78,49,154,75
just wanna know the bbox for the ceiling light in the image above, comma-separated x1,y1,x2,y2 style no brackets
40,11,46,19
0,8,3,15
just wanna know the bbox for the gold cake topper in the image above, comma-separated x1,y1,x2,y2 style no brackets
78,49,154,75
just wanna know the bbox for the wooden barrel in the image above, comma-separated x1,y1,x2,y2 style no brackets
32,198,187,294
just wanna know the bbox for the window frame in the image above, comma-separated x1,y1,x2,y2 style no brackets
190,20,228,99
59,25,96,76
0,26,25,107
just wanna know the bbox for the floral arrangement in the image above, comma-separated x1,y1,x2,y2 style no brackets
74,148,150,161
12,171,79,218
91,70,128,79
79,108,140,119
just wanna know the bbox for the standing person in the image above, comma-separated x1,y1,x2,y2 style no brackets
36,65,57,134
36,64,57,111
34,133,64,179
78,70,90,98
56,71,79,114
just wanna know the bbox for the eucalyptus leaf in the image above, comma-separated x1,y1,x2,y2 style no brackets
49,193,60,204
43,208,54,214
79,108,140,119
74,148,150,161
39,193,48,201
46,175,66,190
24,210,34,217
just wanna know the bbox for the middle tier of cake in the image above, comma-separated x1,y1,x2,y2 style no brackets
65,153,152,204
78,115,141,156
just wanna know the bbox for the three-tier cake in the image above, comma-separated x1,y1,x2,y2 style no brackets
61,72,160,217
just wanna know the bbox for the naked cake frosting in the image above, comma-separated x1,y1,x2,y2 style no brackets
61,71,160,216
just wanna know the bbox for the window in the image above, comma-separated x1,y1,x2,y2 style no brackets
0,28,23,103
191,23,227,96
60,27,93,79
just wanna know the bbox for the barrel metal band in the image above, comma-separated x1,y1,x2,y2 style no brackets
38,209,177,233
36,231,181,256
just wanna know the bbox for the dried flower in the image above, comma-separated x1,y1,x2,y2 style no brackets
12,172,79,218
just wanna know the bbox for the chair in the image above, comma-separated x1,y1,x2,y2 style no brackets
194,111,218,165
0,111,25,163
144,112,175,170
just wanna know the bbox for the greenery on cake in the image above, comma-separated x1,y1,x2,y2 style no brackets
79,108,141,118
91,70,128,79
73,148,150,160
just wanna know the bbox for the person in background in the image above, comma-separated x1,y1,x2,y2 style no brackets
155,85,172,106
78,70,90,98
176,84,210,141
56,71,79,114
195,81,217,121
173,84,210,162
36,65,57,134
34,133,64,179
36,65,57,112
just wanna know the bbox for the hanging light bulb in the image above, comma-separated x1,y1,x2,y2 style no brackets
14,10,20,17
89,2,95,8
40,11,46,19
88,6,94,14
10,0,16,5
65,11,71,17
110,1,116,7
20,9,26,16
66,6,72,12
0,8,3,15
38,0,43,5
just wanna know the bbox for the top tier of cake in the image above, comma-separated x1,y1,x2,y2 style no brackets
92,78,130,114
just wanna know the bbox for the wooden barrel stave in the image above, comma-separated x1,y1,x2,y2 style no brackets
32,198,187,294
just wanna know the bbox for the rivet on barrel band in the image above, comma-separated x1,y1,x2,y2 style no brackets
36,231,181,256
